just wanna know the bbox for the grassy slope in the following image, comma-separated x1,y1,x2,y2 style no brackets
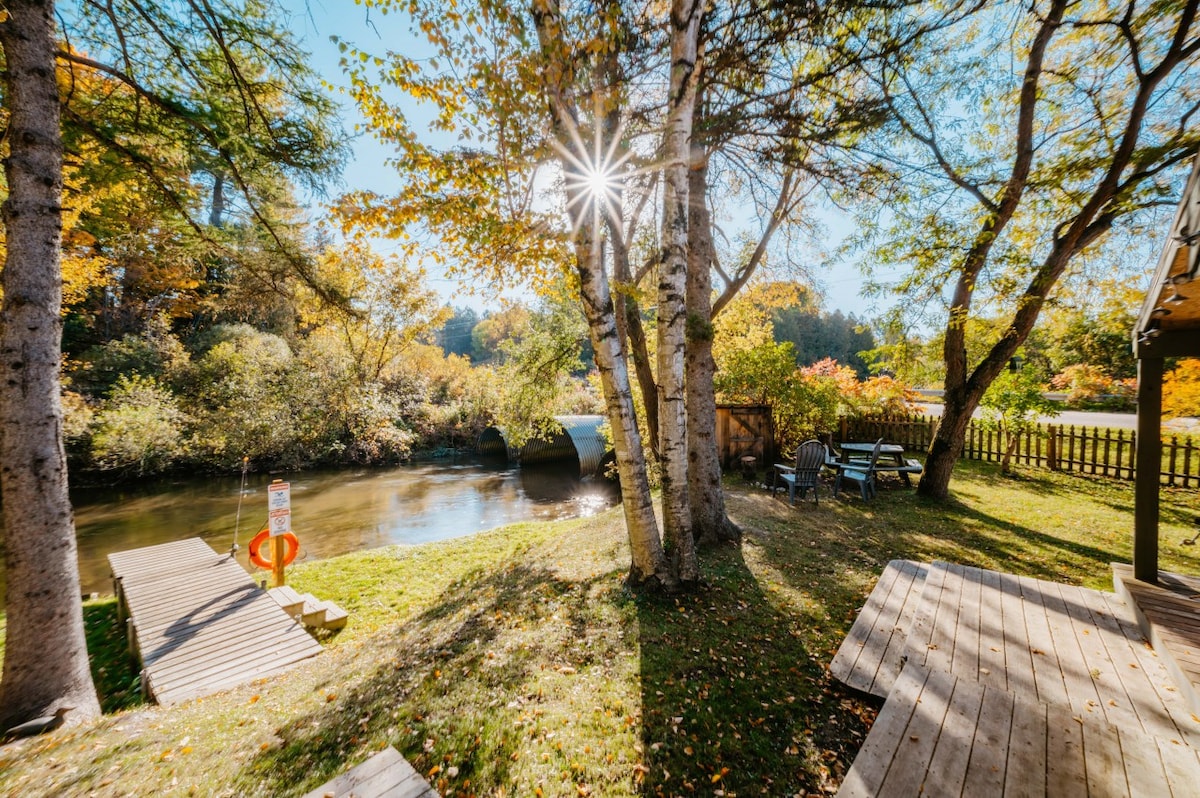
2,460,1198,797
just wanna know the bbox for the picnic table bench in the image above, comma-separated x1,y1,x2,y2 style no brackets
838,441,923,486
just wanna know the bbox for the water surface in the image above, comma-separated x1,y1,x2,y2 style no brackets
1,459,617,598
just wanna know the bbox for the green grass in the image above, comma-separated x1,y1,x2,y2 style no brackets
1,460,1197,797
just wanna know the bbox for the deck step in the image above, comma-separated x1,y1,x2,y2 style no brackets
837,662,1200,797
319,601,348,630
298,593,326,627
1112,562,1200,715
302,745,439,797
901,561,1200,746
268,585,305,618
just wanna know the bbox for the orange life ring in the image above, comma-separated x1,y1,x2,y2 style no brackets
248,528,300,569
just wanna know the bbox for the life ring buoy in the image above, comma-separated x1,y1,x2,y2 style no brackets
248,528,300,569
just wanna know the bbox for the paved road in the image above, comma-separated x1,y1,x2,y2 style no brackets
912,403,1141,430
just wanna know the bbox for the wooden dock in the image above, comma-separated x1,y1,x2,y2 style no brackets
302,746,440,798
109,538,323,705
831,560,1200,795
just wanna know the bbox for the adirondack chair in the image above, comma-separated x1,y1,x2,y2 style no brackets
834,438,884,500
772,439,827,505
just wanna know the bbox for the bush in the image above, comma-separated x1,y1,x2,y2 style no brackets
1163,359,1200,418
90,375,187,474
1049,364,1133,409
72,316,189,398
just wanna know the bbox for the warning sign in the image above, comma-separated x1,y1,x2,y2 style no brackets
267,482,291,536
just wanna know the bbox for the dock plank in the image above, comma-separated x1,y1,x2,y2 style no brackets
302,746,439,798
837,664,930,797
960,682,1014,797
109,538,322,705
922,676,985,797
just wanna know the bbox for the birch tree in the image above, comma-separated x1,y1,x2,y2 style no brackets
656,0,702,580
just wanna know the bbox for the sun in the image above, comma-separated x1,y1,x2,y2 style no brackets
586,166,613,199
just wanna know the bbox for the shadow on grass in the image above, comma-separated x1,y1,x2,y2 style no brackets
636,542,874,796
83,597,145,714
240,562,621,797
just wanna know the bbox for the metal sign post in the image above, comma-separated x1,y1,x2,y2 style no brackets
267,481,291,586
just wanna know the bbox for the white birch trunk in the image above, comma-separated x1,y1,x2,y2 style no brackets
657,0,701,581
686,156,739,544
531,0,668,586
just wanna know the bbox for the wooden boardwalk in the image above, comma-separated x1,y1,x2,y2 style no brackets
302,746,440,798
832,560,1200,796
109,538,323,705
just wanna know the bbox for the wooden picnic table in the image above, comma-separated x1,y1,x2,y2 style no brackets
838,442,923,486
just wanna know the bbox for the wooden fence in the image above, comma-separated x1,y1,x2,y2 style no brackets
839,414,1200,488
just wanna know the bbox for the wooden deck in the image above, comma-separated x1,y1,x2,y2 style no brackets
1113,563,1200,716
839,662,1200,797
832,560,1200,796
829,560,927,697
302,746,440,798
109,538,323,705
906,561,1200,746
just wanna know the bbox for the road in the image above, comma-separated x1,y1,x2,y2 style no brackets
911,403,1141,430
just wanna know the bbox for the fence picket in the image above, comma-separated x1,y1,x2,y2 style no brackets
836,412,1196,488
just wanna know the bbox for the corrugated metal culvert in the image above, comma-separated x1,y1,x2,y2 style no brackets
477,415,610,478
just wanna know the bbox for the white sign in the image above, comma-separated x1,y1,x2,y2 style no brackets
267,482,291,537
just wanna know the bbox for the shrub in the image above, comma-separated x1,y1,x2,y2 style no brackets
1050,364,1118,408
72,315,189,398
1163,359,1200,418
90,375,187,475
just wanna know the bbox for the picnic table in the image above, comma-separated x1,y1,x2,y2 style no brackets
838,442,923,486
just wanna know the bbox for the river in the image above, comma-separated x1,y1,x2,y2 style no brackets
0,459,619,599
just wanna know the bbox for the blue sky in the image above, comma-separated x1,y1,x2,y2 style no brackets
281,1,880,319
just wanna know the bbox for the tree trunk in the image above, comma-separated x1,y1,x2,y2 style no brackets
916,382,979,500
529,0,669,588
609,219,659,459
576,239,669,587
0,0,102,728
656,0,702,582
686,156,739,545
209,170,226,228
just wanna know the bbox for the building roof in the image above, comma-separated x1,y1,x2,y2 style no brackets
1134,154,1200,359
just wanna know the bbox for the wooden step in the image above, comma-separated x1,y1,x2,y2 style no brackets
319,601,348,630
298,593,327,627
267,585,305,619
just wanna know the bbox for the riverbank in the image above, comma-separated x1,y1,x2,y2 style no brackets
3,461,1199,796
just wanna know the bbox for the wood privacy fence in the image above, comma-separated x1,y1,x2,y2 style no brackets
839,414,1200,488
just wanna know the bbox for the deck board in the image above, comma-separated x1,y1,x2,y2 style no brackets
897,562,1200,745
110,538,322,705
302,746,439,798
1113,563,1200,716
836,662,1200,797
829,559,928,697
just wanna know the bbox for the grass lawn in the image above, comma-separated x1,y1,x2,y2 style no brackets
2,459,1198,797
